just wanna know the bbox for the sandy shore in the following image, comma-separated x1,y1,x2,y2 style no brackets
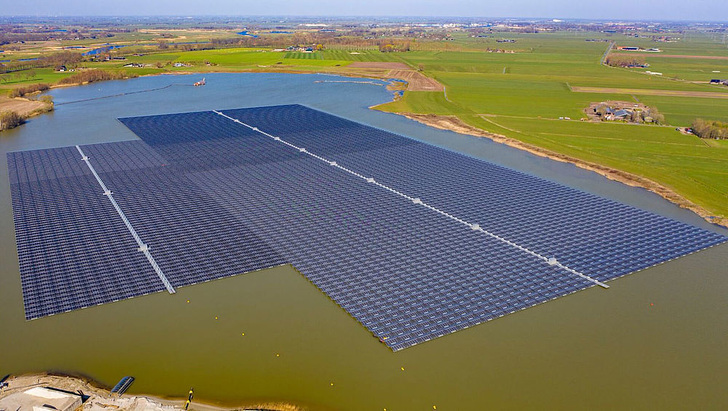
0,374,301,411
0,96,51,121
396,113,727,229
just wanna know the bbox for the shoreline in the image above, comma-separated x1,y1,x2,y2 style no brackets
0,373,301,411
393,112,728,229
7,68,726,228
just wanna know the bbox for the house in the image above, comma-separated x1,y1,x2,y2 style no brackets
613,109,631,119
56,65,67,72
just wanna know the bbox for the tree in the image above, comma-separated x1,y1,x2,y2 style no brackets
631,110,642,123
39,95,54,105
691,118,728,140
0,110,25,131
648,106,665,125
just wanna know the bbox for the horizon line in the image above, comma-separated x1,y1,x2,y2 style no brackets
0,15,726,24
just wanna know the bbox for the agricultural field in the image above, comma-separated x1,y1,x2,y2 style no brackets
2,24,727,222
284,51,324,59
320,49,406,62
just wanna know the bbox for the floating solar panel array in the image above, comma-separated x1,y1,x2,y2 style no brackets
8,104,726,351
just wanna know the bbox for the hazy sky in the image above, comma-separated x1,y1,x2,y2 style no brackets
1,0,726,22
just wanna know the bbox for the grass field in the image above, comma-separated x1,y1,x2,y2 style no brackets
125,48,352,70
468,116,728,216
321,50,407,62
284,51,324,60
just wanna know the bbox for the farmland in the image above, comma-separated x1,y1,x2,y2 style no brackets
2,22,728,223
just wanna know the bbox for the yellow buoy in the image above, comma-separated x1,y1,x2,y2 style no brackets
400,367,405,371
215,316,218,320
330,382,334,386
433,406,437,410
241,332,245,336
276,353,280,357
186,300,190,303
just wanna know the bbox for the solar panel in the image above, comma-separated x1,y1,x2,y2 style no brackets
7,104,726,351
8,148,164,319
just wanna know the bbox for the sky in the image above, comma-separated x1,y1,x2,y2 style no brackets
0,0,726,22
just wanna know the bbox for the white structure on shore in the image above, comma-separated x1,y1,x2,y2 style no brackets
0,386,82,411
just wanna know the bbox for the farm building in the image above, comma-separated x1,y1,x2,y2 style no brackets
612,109,631,119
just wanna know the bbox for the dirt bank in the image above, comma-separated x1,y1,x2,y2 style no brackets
0,96,49,117
398,113,727,228
0,373,302,411
386,69,444,91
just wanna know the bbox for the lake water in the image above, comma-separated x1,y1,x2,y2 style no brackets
1,73,726,410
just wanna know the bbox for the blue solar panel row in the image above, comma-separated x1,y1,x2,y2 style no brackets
7,104,726,352
187,157,593,350
8,148,164,319
218,106,728,284
83,144,287,288
118,111,304,172
8,140,286,320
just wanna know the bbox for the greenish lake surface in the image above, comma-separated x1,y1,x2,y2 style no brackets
1,73,726,410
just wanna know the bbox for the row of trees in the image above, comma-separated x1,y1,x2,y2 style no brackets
0,51,83,74
57,69,136,85
637,106,665,125
378,41,411,52
692,119,728,139
207,32,416,52
0,27,114,46
605,55,647,68
8,82,50,98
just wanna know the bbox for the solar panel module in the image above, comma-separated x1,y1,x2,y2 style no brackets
7,104,726,351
